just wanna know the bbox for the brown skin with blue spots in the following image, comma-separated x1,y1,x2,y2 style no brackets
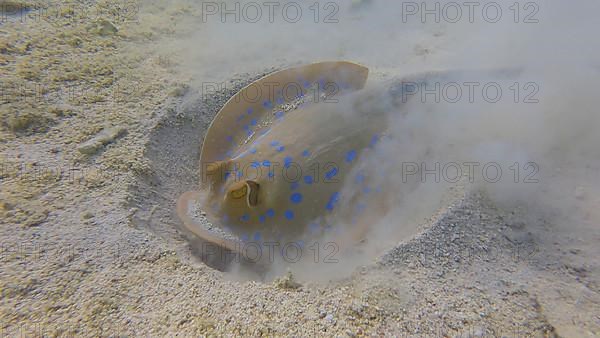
177,62,403,250
202,91,389,243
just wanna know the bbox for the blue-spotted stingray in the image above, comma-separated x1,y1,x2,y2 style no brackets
177,61,400,253
176,62,524,256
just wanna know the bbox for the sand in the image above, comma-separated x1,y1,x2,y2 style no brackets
1,0,599,336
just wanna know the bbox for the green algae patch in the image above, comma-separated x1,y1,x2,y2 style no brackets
2,109,54,134
0,0,33,12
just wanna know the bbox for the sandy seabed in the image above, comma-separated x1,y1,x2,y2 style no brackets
1,0,599,336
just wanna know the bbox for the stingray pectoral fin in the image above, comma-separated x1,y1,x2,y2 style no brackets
200,61,370,164
200,160,230,191
176,190,240,252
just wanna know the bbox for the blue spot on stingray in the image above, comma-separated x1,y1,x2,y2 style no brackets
250,119,257,126
290,182,299,190
253,232,262,241
226,150,233,157
270,140,280,146
259,215,266,223
285,210,294,220
246,129,253,136
250,161,260,168
275,111,284,119
262,160,271,167
303,175,313,184
284,156,293,168
276,146,285,152
363,186,372,194
236,115,245,122
246,107,253,115
236,170,243,179
263,100,273,109
224,172,231,180
266,208,275,217
241,233,249,242
243,125,250,131
249,147,257,154
276,96,284,105
240,214,250,222
302,149,310,157
222,214,230,223
303,80,311,88
325,167,338,180
326,192,340,211
226,135,233,143
346,150,357,163
290,192,303,204
268,171,274,178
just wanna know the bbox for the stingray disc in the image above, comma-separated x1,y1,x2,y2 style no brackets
177,61,371,255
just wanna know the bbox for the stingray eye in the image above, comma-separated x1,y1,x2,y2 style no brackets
230,184,247,199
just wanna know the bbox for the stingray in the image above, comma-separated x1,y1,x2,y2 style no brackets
176,61,521,256
176,61,395,253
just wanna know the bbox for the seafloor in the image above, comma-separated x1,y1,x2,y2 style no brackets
1,0,598,336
